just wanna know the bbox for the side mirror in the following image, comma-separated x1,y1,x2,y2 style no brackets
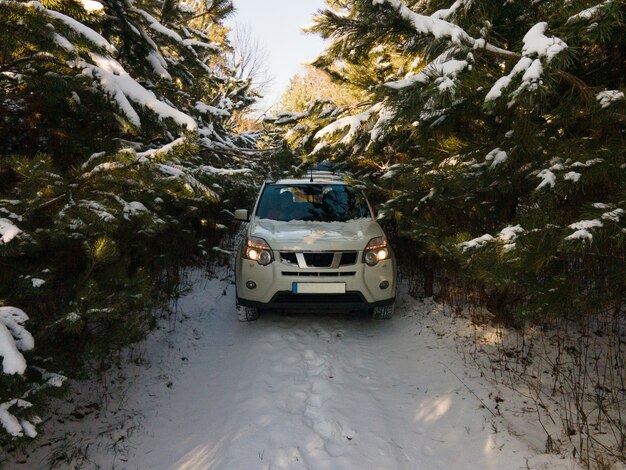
234,209,249,222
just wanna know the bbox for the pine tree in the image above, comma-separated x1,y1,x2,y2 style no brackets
271,0,625,320
0,0,260,443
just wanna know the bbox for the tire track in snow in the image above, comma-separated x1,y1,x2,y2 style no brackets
200,314,407,470
11,271,574,470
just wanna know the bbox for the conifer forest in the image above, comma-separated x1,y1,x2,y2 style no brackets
1,1,625,468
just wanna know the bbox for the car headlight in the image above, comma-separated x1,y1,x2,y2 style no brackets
363,236,390,266
244,236,273,266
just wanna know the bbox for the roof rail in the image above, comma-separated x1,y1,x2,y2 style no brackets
307,161,345,182
311,161,335,172
309,170,343,179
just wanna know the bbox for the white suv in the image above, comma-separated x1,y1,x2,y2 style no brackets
234,171,396,321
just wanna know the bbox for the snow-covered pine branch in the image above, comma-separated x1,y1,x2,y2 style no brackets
0,218,22,244
485,22,568,105
74,54,197,130
0,307,34,375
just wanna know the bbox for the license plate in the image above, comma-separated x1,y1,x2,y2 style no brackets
292,282,346,294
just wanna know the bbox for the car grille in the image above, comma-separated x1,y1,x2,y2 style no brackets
304,252,334,267
281,271,356,277
279,251,358,268
280,252,298,265
272,292,365,304
339,252,357,265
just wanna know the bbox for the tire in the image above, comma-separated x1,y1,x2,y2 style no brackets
237,303,260,322
371,303,394,320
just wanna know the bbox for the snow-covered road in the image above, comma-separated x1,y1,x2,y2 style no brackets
10,271,574,469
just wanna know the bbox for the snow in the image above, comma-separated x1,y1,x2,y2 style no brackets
19,419,37,438
385,56,468,90
458,234,494,251
52,33,75,53
601,208,625,222
567,0,613,23
0,401,38,438
499,225,523,240
367,0,513,59
521,58,543,83
369,105,395,142
182,38,220,50
136,137,186,158
431,0,466,20
0,399,33,437
78,200,116,222
313,103,384,153
565,219,603,241
7,271,577,468
457,226,524,253
0,404,23,437
155,164,219,200
79,161,127,180
0,324,27,376
596,89,625,108
76,54,197,130
65,312,80,323
33,367,67,388
133,8,183,43
31,278,45,288
419,187,435,204
0,307,34,375
570,158,603,167
563,171,581,182
485,57,533,101
26,1,116,53
0,218,22,243
271,110,309,125
569,219,603,230
485,23,565,104
198,165,253,176
147,51,172,80
522,22,567,61
195,102,231,117
372,0,471,44
211,246,233,255
565,229,593,241
123,201,149,219
535,169,556,190
485,148,507,168
75,0,103,13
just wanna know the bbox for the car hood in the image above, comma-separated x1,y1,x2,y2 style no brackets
249,218,384,251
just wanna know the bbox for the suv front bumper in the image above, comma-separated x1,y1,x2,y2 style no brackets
235,246,396,310
237,291,396,311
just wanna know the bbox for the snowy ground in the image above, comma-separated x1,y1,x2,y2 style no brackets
6,269,579,470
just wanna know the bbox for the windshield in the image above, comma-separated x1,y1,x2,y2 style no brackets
255,184,371,222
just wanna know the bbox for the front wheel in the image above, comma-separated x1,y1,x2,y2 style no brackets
237,304,260,322
371,303,394,320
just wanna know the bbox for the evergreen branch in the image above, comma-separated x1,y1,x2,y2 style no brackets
472,46,594,100
554,70,595,103
174,8,224,26
206,146,264,157
175,10,210,25
472,43,519,61
0,52,69,73
23,193,67,215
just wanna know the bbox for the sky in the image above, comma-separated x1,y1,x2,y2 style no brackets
226,0,327,114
